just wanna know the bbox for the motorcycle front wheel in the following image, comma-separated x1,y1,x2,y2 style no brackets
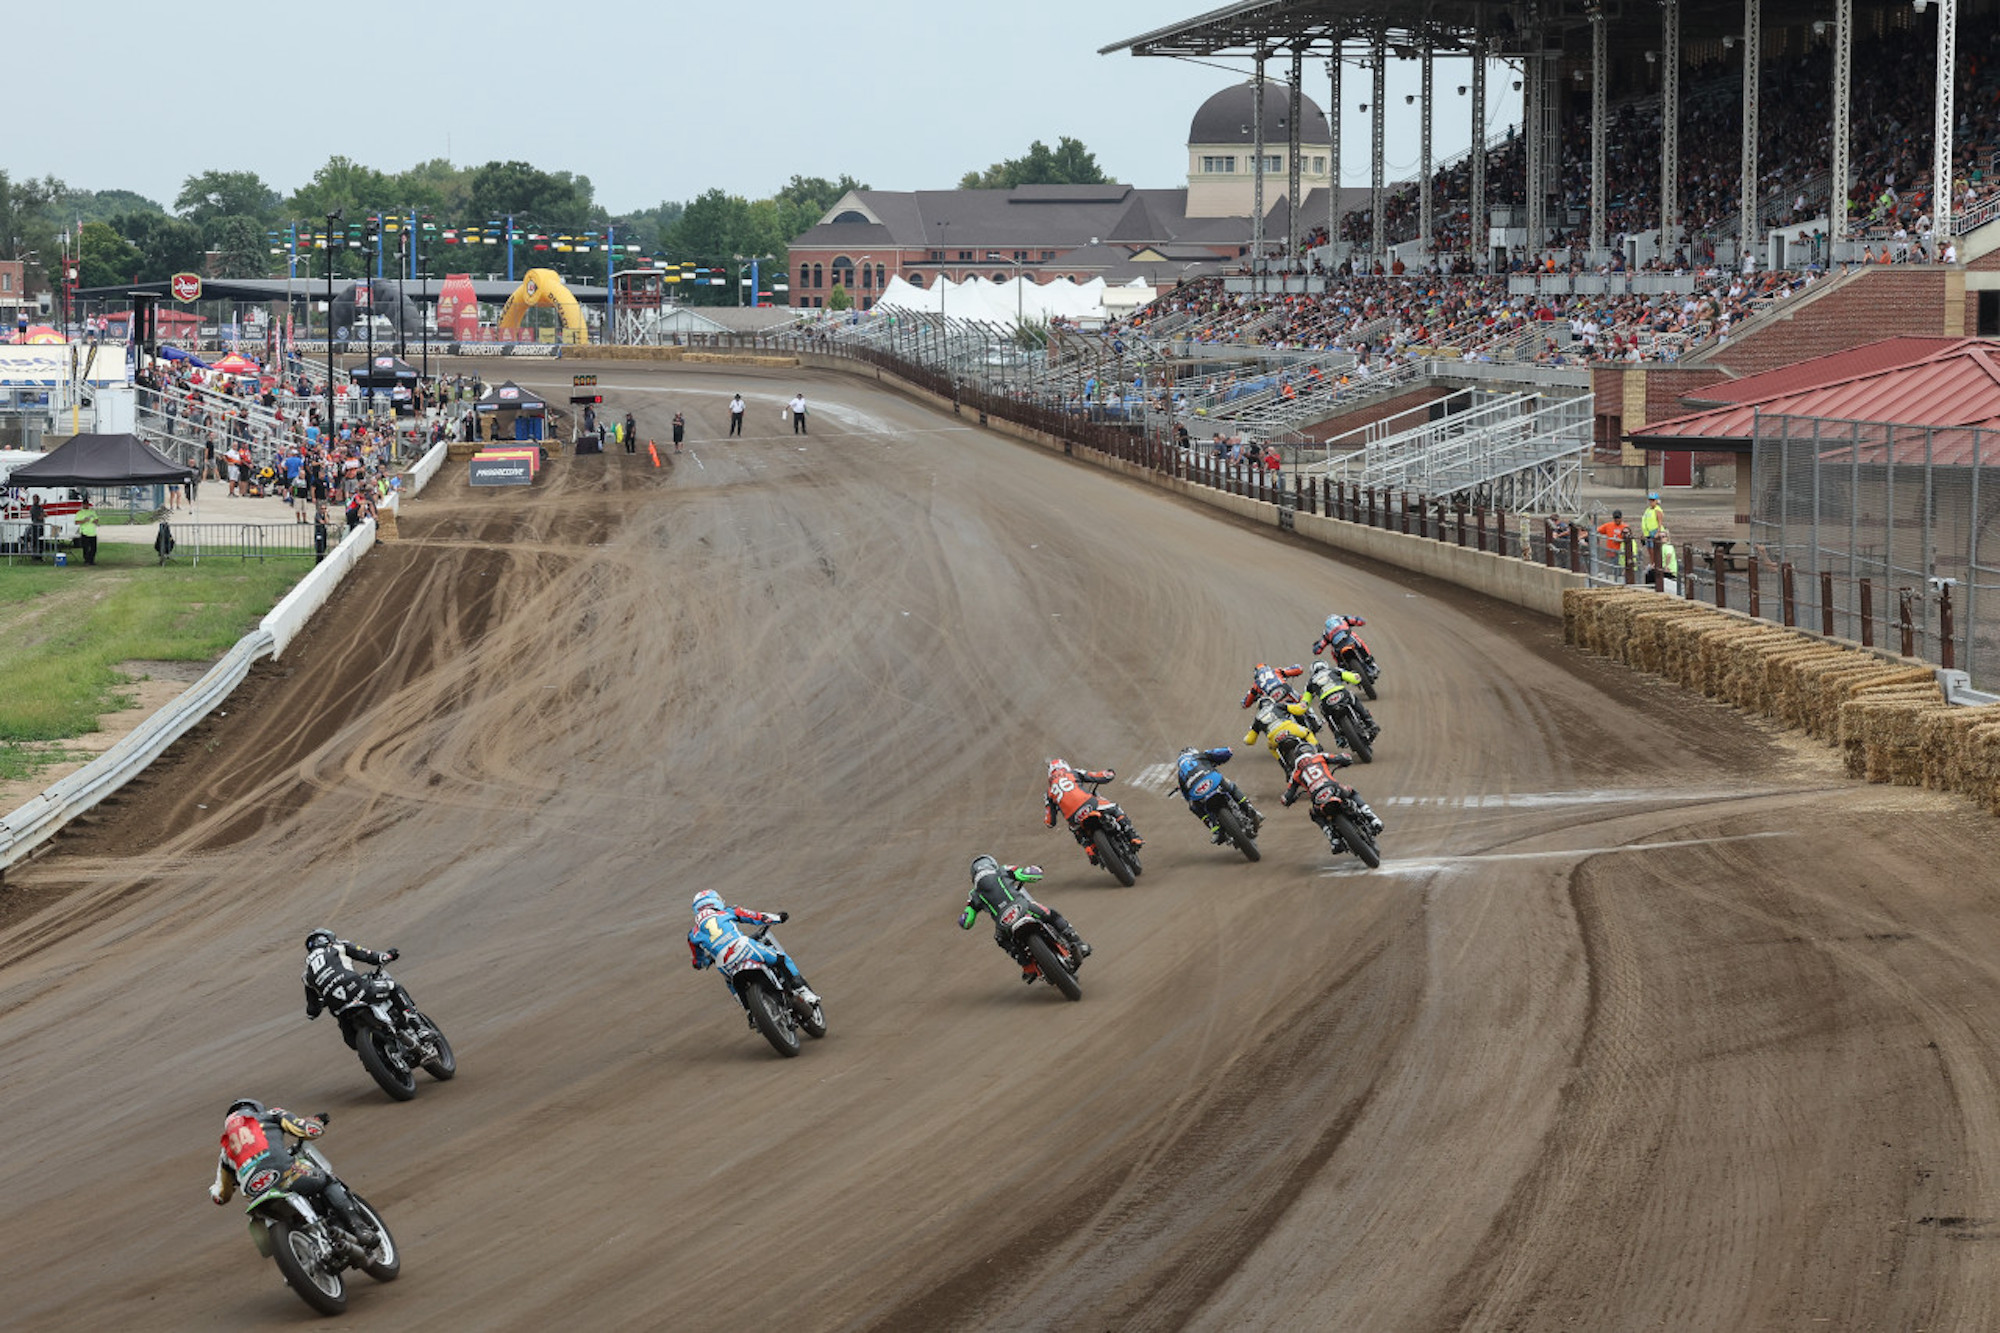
1331,812,1382,868
1214,803,1261,862
1089,828,1136,886
1026,933,1083,1001
745,980,802,1058
357,1030,418,1101
348,1194,401,1282
417,1015,456,1080
269,1218,347,1315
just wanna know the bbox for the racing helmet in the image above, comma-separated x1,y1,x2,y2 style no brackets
1252,698,1281,728
226,1098,265,1119
970,854,1001,884
304,929,335,952
1324,615,1343,633
690,890,725,920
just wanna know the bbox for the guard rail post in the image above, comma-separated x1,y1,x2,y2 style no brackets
1941,583,1956,670
1399,492,1411,536
1457,505,1468,548
1709,546,1728,610
1748,557,1762,617
1820,570,1835,636
1477,509,1488,553
1900,588,1917,657
1568,526,1581,573
1497,508,1509,558
1624,534,1638,585
1781,563,1797,627
1860,579,1874,646
1366,487,1377,528
1416,493,1429,539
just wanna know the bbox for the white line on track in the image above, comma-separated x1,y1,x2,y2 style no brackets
1130,763,1179,797
1324,829,1796,877
1383,787,1763,809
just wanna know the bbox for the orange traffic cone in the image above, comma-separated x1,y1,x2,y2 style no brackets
648,441,661,467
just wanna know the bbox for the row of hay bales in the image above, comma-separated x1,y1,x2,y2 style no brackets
1563,587,2000,811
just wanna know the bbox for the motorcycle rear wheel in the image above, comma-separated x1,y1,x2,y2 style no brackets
358,1030,418,1101
1026,933,1083,1001
1214,804,1261,862
1331,812,1382,868
269,1218,347,1315
417,1015,456,1080
1089,828,1136,886
795,992,828,1039
1337,713,1374,763
745,980,802,1057
348,1194,401,1282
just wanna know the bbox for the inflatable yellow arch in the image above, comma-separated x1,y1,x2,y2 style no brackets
498,268,588,344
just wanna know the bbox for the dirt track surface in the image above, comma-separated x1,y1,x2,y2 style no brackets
7,362,2000,1330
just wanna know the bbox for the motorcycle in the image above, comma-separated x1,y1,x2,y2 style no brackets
1318,621,1381,699
1180,755,1261,862
1304,660,1379,763
1065,775,1144,886
345,964,455,1102
1296,765,1384,868
240,1125,398,1316
992,900,1085,1001
715,922,826,1058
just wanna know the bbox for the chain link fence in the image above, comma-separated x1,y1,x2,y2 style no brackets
1748,411,2000,688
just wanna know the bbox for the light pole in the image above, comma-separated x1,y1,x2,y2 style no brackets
324,210,340,439
986,252,1026,330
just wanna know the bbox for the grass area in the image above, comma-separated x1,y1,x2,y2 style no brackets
0,541,306,748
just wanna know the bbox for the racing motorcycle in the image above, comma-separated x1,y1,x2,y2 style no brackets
991,900,1085,1001
1064,774,1144,886
716,921,827,1058
1304,660,1379,763
1178,751,1261,861
1318,619,1381,699
1290,751,1385,869
345,964,456,1102
240,1121,399,1316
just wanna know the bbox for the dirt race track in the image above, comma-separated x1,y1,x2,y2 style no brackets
9,362,2000,1331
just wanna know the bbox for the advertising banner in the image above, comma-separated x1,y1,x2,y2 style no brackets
435,274,477,335
469,455,535,486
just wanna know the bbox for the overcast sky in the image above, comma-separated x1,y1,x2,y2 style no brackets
13,0,1521,214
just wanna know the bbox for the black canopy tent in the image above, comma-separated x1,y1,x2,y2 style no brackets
472,380,547,415
9,433,193,487
348,354,421,387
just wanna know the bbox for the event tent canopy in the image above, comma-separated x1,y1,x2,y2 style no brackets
349,354,420,386
876,275,1113,328
209,353,262,374
473,380,547,415
8,433,193,486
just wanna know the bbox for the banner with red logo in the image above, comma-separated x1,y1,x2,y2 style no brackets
435,274,477,335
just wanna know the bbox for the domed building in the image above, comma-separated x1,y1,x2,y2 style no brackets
783,82,1346,307
1186,81,1334,219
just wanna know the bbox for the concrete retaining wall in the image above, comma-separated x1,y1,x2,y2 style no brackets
1564,587,2000,809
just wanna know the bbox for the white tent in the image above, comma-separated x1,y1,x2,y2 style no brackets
1099,276,1160,316
876,275,1112,328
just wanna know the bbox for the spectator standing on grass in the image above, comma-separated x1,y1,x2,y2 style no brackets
790,392,808,435
75,498,98,566
728,393,745,437
27,496,45,562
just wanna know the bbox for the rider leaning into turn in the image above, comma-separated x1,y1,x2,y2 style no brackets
1174,745,1263,844
687,891,820,1006
961,855,1092,971
1313,614,1373,663
1303,661,1381,738
1281,744,1386,834
1240,662,1306,710
1044,759,1143,850
303,930,402,1051
1244,697,1320,771
210,1099,377,1243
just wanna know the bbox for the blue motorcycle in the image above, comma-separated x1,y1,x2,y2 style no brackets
1175,747,1262,862
714,923,826,1058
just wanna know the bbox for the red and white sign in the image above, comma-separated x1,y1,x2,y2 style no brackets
435,274,477,335
170,272,203,302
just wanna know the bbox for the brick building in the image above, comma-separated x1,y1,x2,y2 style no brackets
785,82,1353,310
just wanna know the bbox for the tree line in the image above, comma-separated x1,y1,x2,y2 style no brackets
1,137,1111,306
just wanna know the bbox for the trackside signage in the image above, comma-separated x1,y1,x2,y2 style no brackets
469,458,533,486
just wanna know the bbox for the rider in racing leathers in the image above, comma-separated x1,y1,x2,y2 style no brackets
961,856,1091,973
1044,759,1143,853
1281,745,1386,834
1312,614,1375,665
303,930,402,1051
1240,662,1306,710
1244,697,1320,774
1174,745,1264,844
209,1099,377,1243
1302,661,1380,739
688,891,820,1006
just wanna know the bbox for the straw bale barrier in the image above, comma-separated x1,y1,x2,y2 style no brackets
1563,587,2000,810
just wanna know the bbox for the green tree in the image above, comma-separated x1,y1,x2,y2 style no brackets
63,188,165,225
389,158,473,217
0,171,66,282
960,136,1111,189
826,284,851,312
209,215,268,278
286,155,394,225
110,212,205,282
175,170,281,230
74,221,141,289
465,160,600,230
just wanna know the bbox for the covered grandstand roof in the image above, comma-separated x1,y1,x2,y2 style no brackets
1628,339,2000,452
